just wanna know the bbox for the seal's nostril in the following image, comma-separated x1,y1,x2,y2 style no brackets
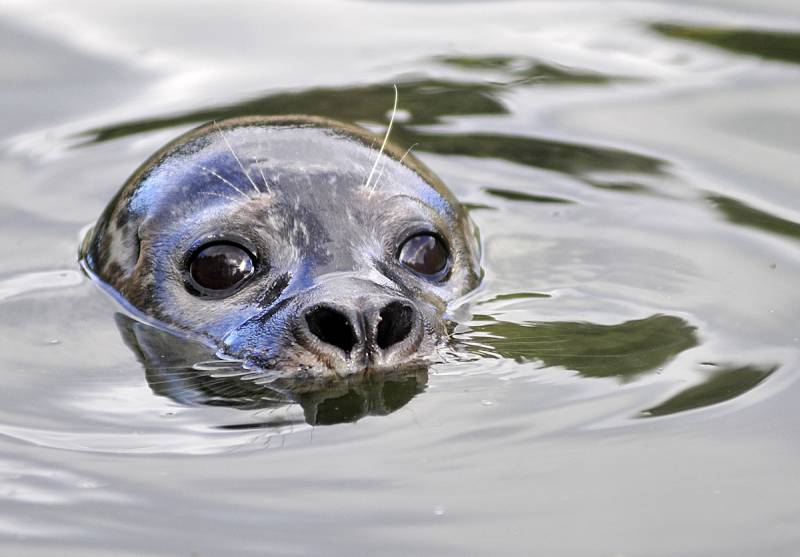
376,302,415,350
305,306,357,353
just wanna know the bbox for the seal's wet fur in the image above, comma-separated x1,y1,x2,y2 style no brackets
82,116,481,377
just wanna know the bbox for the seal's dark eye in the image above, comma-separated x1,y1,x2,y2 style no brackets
398,233,450,279
187,243,255,296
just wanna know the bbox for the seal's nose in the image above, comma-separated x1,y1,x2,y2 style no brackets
304,305,359,354
300,299,422,369
375,301,415,350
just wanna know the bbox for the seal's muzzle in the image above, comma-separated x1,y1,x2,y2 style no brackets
299,295,423,371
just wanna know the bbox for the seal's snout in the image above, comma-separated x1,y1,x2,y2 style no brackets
299,298,423,370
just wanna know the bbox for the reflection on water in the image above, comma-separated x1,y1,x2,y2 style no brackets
120,306,776,421
120,315,427,426
84,79,506,142
84,55,622,143
483,187,573,204
709,194,800,242
407,130,665,179
459,312,783,417
653,23,800,64
462,314,697,380
437,55,621,85
642,363,778,417
84,75,666,183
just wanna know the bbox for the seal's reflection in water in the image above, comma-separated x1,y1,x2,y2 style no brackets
116,314,427,426
118,308,776,425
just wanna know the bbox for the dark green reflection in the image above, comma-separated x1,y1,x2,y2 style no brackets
463,314,697,380
586,179,651,193
117,314,426,426
642,364,777,417
709,194,800,241
87,56,623,144
462,202,497,212
484,187,572,204
403,131,665,176
85,80,505,143
83,77,666,181
478,292,551,303
437,55,617,85
299,373,425,425
652,23,800,64
438,55,519,71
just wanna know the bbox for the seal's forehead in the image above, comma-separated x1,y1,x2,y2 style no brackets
127,125,455,220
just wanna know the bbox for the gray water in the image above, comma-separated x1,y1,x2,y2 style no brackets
2,1,800,555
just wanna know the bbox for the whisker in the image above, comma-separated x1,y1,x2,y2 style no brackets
145,366,208,373
365,84,399,197
213,121,261,195
146,374,247,390
398,142,418,165
370,141,416,194
199,165,251,199
361,138,377,186
371,158,388,195
252,155,273,195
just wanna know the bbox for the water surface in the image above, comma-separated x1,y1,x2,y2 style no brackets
1,1,800,555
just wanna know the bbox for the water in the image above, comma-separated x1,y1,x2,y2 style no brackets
2,1,800,554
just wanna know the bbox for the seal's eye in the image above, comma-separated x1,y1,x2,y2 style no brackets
397,233,450,280
187,242,255,296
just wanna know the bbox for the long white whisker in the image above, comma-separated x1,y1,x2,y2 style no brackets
213,121,261,195
253,155,273,195
398,142,418,165
361,139,377,186
369,141,416,197
199,164,250,199
371,159,388,195
365,84,399,196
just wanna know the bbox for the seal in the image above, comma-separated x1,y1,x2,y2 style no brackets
81,115,481,377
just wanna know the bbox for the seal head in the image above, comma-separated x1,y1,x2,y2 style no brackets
82,116,481,376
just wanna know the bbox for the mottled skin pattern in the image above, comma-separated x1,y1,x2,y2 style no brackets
81,116,481,377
